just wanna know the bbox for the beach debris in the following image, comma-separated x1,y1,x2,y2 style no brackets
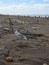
3,28,10,32
8,18,13,25
5,56,13,62
14,29,27,40
8,18,13,32
32,26,37,29
32,26,40,30
43,63,48,65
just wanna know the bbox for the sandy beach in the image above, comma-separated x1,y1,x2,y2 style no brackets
0,15,49,65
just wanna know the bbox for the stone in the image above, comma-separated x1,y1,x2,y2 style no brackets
3,28,10,31
43,63,47,65
5,56,13,62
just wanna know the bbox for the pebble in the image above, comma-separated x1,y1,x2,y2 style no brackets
43,63,48,65
6,56,13,62
3,28,10,31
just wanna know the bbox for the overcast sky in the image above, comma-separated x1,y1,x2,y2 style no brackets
0,0,49,15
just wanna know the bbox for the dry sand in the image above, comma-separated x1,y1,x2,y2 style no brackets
0,15,49,65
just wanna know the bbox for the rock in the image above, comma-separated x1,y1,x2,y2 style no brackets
5,56,13,62
43,63,48,65
3,28,10,31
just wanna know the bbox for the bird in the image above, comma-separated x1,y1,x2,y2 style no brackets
14,29,27,40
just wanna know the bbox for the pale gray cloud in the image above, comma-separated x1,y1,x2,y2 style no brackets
0,3,49,15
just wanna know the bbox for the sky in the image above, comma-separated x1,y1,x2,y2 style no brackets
0,0,49,15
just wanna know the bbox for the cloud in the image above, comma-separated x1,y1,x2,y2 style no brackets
0,3,49,15
32,4,49,8
0,3,49,9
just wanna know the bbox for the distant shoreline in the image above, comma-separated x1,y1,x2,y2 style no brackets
0,14,49,18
